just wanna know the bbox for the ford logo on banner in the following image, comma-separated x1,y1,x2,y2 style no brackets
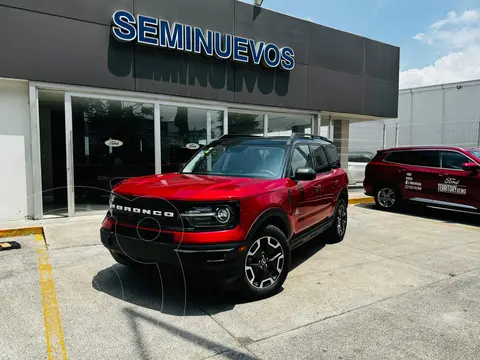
105,139,123,147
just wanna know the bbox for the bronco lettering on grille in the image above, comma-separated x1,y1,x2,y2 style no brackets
112,205,175,217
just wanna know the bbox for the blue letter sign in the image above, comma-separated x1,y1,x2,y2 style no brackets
111,10,295,71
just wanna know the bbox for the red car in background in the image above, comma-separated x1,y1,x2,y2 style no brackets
364,146,480,213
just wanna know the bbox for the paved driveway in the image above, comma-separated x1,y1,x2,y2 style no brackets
1,205,479,360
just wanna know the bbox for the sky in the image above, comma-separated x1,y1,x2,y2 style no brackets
239,0,480,89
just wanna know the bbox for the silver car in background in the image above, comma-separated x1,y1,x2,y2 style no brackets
347,151,375,185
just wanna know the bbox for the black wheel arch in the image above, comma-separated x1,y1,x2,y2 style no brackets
336,187,349,205
246,208,292,243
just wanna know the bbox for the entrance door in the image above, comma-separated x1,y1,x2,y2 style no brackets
67,95,156,215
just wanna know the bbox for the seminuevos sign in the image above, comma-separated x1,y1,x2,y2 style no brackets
111,10,295,71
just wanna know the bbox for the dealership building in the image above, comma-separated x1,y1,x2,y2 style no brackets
0,0,399,221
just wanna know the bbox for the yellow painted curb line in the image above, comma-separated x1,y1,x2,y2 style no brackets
348,197,375,205
35,233,68,360
0,226,43,239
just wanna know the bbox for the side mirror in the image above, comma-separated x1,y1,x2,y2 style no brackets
294,167,316,181
462,162,480,172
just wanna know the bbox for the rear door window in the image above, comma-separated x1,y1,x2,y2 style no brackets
410,151,440,168
324,145,340,167
311,145,330,173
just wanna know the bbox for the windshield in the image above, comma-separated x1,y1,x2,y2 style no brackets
468,150,480,160
181,143,287,178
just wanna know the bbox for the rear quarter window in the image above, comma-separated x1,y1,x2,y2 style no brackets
324,145,340,167
384,151,411,164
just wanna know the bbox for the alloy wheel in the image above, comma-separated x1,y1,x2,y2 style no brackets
378,188,396,208
245,236,285,289
336,204,347,236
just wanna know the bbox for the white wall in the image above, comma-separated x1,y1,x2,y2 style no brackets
0,79,31,221
350,79,480,151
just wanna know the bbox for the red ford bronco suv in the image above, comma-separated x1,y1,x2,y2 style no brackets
101,134,349,299
364,146,480,213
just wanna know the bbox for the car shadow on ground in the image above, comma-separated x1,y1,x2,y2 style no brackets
92,237,328,316
355,203,480,227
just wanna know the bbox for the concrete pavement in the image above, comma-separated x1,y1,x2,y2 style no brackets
1,204,479,359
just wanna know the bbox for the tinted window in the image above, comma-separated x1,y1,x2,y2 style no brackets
311,145,330,173
324,145,340,166
410,151,440,167
386,150,440,167
290,145,313,176
385,151,411,164
440,151,470,170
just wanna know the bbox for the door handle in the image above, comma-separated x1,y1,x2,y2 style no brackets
438,173,446,177
314,184,322,192
398,169,406,173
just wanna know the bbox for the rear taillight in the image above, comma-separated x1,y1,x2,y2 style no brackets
101,217,115,231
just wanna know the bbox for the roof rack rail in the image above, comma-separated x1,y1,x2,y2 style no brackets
218,134,260,139
286,133,333,145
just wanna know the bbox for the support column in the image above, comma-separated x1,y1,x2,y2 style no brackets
333,120,350,170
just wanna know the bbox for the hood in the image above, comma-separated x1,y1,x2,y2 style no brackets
112,173,286,201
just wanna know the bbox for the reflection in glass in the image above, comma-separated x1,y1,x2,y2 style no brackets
182,141,287,179
72,98,155,212
268,115,312,136
228,111,264,136
160,105,224,173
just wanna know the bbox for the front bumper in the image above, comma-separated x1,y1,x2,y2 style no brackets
100,228,246,285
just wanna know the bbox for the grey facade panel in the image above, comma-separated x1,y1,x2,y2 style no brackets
0,0,400,118
308,24,365,75
135,45,236,102
0,7,135,90
234,63,308,109
307,67,364,114
135,0,235,34
0,0,133,25
363,78,399,118
234,1,309,66
365,39,400,83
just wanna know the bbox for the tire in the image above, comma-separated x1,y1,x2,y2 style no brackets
235,225,290,301
374,185,402,211
324,198,348,244
110,251,140,268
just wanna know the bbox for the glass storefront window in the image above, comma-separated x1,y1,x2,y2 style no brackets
268,114,312,136
160,105,224,173
71,98,155,212
228,111,264,136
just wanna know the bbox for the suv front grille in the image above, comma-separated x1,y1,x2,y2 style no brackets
109,195,187,232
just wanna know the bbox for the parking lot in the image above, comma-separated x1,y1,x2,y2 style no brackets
1,203,480,360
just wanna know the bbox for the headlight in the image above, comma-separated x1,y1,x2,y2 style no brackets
181,205,235,229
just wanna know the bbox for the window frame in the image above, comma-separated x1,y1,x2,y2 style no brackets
288,143,314,178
